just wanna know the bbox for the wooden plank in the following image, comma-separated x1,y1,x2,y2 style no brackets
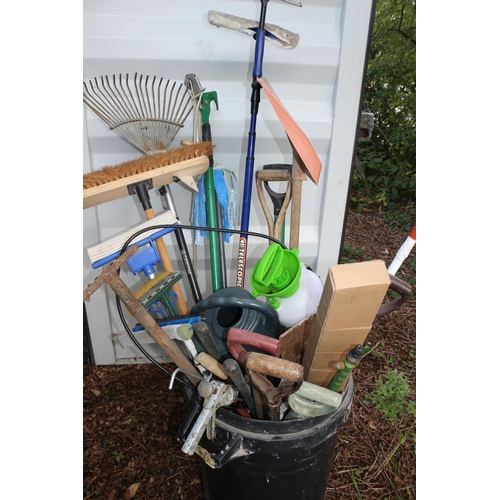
83,156,209,209
279,313,316,364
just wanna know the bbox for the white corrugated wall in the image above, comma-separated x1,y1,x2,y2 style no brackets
83,0,374,364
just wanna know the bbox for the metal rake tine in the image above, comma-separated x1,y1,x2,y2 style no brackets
145,75,155,120
149,76,162,150
137,74,164,151
152,76,161,120
83,72,193,153
105,74,143,150
177,86,194,125
103,75,131,125
135,73,148,121
171,82,191,125
119,73,141,123
161,78,172,123
86,77,122,127
83,79,114,125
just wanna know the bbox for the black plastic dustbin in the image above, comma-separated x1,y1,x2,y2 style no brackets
194,377,354,500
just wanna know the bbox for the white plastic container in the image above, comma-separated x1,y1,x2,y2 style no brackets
250,244,323,328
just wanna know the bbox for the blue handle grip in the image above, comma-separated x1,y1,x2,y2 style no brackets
91,225,177,269
252,29,266,78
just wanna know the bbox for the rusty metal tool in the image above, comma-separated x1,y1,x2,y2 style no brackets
193,321,223,363
223,358,257,418
248,370,302,421
82,244,200,386
227,327,304,420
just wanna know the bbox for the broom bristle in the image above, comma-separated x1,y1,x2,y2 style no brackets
83,142,214,190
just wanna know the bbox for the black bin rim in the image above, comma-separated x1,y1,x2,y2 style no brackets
214,377,354,441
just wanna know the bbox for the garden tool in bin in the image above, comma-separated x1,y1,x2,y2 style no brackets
285,381,343,419
227,328,303,421
133,271,183,318
186,73,227,291
178,372,237,457
132,314,204,367
327,344,364,392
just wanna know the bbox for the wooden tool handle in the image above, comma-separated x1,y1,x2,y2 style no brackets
255,176,275,241
246,352,304,382
289,154,307,250
255,168,292,242
197,352,228,380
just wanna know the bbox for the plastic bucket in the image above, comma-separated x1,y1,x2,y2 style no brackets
196,377,354,500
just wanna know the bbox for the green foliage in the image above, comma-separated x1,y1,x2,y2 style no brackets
341,242,365,263
353,0,416,211
112,449,126,463
365,369,415,424
349,469,363,499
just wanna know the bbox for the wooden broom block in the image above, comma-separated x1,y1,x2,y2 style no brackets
83,156,209,209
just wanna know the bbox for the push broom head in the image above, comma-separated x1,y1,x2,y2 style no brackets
83,73,194,154
207,10,300,49
83,142,213,190
82,142,213,209
86,210,179,266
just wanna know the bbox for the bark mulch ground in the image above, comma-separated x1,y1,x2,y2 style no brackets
83,205,416,499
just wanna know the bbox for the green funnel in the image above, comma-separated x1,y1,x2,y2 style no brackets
250,244,301,309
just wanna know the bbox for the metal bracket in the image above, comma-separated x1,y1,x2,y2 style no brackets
127,178,153,196
195,434,251,469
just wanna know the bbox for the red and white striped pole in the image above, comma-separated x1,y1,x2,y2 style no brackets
387,226,416,276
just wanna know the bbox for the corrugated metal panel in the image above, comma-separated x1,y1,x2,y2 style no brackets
83,0,374,364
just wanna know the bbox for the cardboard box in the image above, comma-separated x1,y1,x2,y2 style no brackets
302,260,390,388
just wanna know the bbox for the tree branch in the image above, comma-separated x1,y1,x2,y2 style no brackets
393,3,416,45
389,28,416,45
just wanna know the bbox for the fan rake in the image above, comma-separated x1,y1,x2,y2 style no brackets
83,73,193,154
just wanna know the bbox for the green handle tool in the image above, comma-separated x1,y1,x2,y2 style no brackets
200,90,224,292
327,344,364,392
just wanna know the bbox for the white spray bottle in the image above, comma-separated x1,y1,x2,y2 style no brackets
250,244,323,328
